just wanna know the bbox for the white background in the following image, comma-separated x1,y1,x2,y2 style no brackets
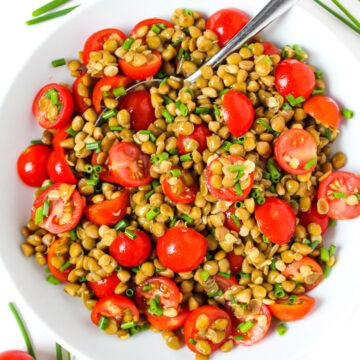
0,0,359,359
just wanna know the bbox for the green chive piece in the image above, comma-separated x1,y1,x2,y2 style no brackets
286,94,306,106
30,140,43,145
217,271,231,279
51,58,66,67
103,91,110,98
112,86,126,98
233,136,246,145
282,102,293,110
122,38,135,50
184,8,193,15
47,275,60,285
103,108,117,119
56,343,62,360
151,24,161,34
312,88,325,95
195,107,210,115
239,272,251,278
175,101,188,116
234,335,245,341
200,270,210,281
323,265,331,278
304,157,317,171
67,351,71,360
98,316,109,330
32,0,70,17
146,207,160,221
129,323,150,336
93,165,102,173
35,206,44,225
235,182,243,196
162,109,174,123
267,158,281,183
145,190,155,199
329,244,336,256
288,295,297,304
125,229,137,240
325,127,332,140
69,229,76,241
121,321,136,329
314,70,323,79
172,38,182,47
139,130,156,142
274,284,286,298
168,169,181,177
180,153,192,162
26,6,79,25
157,23,167,30
341,108,354,119
65,126,77,137
270,258,277,270
59,260,71,272
86,179,98,186
114,219,128,232
84,164,93,174
257,119,273,132
223,141,232,151
109,126,123,131
163,95,173,105
115,265,123,272
230,214,242,228
238,320,254,334
85,141,101,151
310,240,320,250
188,337,196,345
329,218,336,227
169,148,178,155
42,200,50,217
262,235,270,243
208,289,223,298
151,152,169,163
49,89,58,105
131,266,141,273
213,104,221,117
142,284,152,292
125,288,135,298
160,78,168,86
333,191,346,198
277,323,287,336
169,216,177,228
257,197,265,205
230,294,237,304
182,214,194,225
228,165,244,173
320,247,330,262
219,88,230,96
152,180,160,189
177,47,184,61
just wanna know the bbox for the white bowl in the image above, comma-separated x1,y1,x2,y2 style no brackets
0,0,359,359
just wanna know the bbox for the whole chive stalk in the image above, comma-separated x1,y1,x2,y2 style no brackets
56,343,63,360
32,0,70,17
331,0,360,28
26,6,79,25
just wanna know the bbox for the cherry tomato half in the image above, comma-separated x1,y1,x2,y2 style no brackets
31,183,83,234
108,142,152,187
157,227,207,272
130,18,173,40
214,274,237,292
255,198,296,245
83,28,126,65
47,149,77,185
227,251,244,274
17,144,51,187
298,200,329,235
146,306,190,330
32,83,74,129
275,59,315,99
52,123,71,151
223,90,254,137
84,189,129,226
177,124,211,155
120,90,155,131
110,229,151,267
91,151,119,183
318,171,360,220
269,295,315,321
225,204,241,232
72,73,93,115
262,42,281,55
206,8,250,47
0,351,34,360
47,238,73,282
274,128,317,175
88,272,120,299
282,256,323,291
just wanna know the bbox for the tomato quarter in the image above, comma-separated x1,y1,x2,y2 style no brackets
72,73,94,115
177,124,211,155
47,149,77,185
52,123,71,151
298,200,329,235
88,272,120,299
214,275,237,292
47,238,74,282
226,251,244,274
91,151,119,183
225,204,241,232
261,42,281,55
146,306,190,330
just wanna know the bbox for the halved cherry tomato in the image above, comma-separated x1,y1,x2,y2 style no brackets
223,90,254,137
177,124,211,155
47,238,73,282
157,227,207,272
146,306,190,330
206,8,250,47
31,183,83,234
108,142,152,187
120,90,155,131
0,351,34,360
72,74,93,114
47,149,77,185
269,295,315,321
17,144,51,187
274,128,317,175
214,274,237,292
91,295,139,328
84,189,129,226
255,198,296,245
261,42,281,55
83,28,126,65
32,83,74,129
227,251,244,274
304,95,341,129
205,155,254,202
225,204,241,232
110,229,151,267
92,75,133,113
298,200,329,234
318,171,360,220
118,50,162,81
52,123,70,151
282,256,323,291
91,151,118,183
130,18,173,40
88,272,120,299
275,59,315,99
184,305,232,353
162,168,197,204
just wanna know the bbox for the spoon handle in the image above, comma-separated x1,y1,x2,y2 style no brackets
186,0,299,83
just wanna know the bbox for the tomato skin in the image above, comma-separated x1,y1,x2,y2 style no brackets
274,128,317,175
275,59,315,99
261,42,281,55
283,256,323,291
72,74,90,114
227,251,244,273
269,295,315,321
84,189,129,226
146,306,190,330
130,18,173,40
120,90,155,131
177,124,211,155
17,144,51,187
33,84,74,129
157,227,207,272
88,272,120,299
91,152,118,183
31,183,83,234
52,123,70,151
110,229,151,267
118,50,162,80
223,90,254,137
255,198,296,245
318,171,360,220
47,238,73,282
47,149,77,185
214,275,237,292
225,204,241,232
206,8,250,47
0,351,34,360
83,28,126,65
298,201,329,235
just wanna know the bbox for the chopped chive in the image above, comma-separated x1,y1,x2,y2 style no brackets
325,127,332,140
286,94,305,106
257,119,273,132
184,8,193,15
274,284,286,298
121,321,136,329
160,78,168,86
114,219,129,232
51,58,66,67
98,316,109,330
168,169,182,177
32,0,70,17
188,337,196,345
228,165,244,173
248,43,254,50
163,95,173,105
103,109,117,119
69,229,76,241
310,240,320,250
222,141,232,151
233,136,245,145
142,284,152,292
93,165,102,173
288,294,297,304
31,140,43,145
312,88,325,95
26,6,79,25
157,23,167,30
78,276,87,283
329,244,336,256
341,108,354,119
270,258,277,270
112,86,126,98
323,265,331,278
262,235,270,243
304,157,317,171
47,275,60,285
125,229,137,240
131,266,141,273
235,201,244,209
267,158,281,183
125,288,135,298
208,289,223,298
146,207,160,221
200,270,210,281
329,218,336,227
184,50,190,61
175,101,188,116
239,272,251,278
314,70,323,79
56,343,62,360
282,102,293,110
180,153,192,162
49,89,58,105
177,47,184,61
110,126,123,132
194,107,210,115
217,270,231,279
42,201,50,217
172,38,182,47
103,91,110,98
162,109,174,123
151,24,161,34
65,126,77,137
35,206,44,225
169,216,177,228
292,44,305,59
129,323,150,336
231,214,242,228
219,88,230,96
213,104,221,117
152,179,160,189
59,260,71,272
256,197,265,205
86,179,98,186
151,152,169,163
169,148,178,155
45,267,50,273
230,294,237,304
139,130,157,142
320,247,330,262
122,37,135,50
238,320,254,334
85,141,101,151
145,189,155,199
333,191,346,198
234,335,245,341
182,214,194,224
84,164,93,174
235,182,243,196
277,323,287,336
115,265,123,272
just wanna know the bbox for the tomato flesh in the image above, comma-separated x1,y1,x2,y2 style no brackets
261,42,281,55
177,124,211,155
47,149,77,185
298,200,329,234
0,351,34,360
146,306,190,330
91,151,118,183
225,204,241,232
47,238,73,282
52,123,71,151
88,272,120,299
227,251,244,274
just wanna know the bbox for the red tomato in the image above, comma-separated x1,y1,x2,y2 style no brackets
91,295,139,327
275,59,315,99
206,8,250,47
255,198,296,245
83,28,126,65
52,123,70,150
177,124,211,155
146,306,190,330
72,74,91,114
214,274,237,292
184,306,232,353
31,183,83,234
47,238,73,282
298,200,329,234
205,155,254,202
108,142,152,187
162,168,197,204
269,295,315,322
17,144,51,187
223,90,254,137
304,95,341,129
157,227,207,272
261,42,281,55
130,18,173,40
318,171,360,220
47,149,77,185
227,251,244,274
110,229,151,267
282,256,323,291
274,128,317,175
120,90,155,131
92,75,132,113
32,83,74,129
225,204,241,232
88,272,120,299
118,50,162,80
84,189,129,226
0,351,34,360
91,152,118,183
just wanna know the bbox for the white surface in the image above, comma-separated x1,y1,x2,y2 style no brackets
0,0,359,359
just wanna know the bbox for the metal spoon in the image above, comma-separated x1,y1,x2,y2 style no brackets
95,0,298,126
